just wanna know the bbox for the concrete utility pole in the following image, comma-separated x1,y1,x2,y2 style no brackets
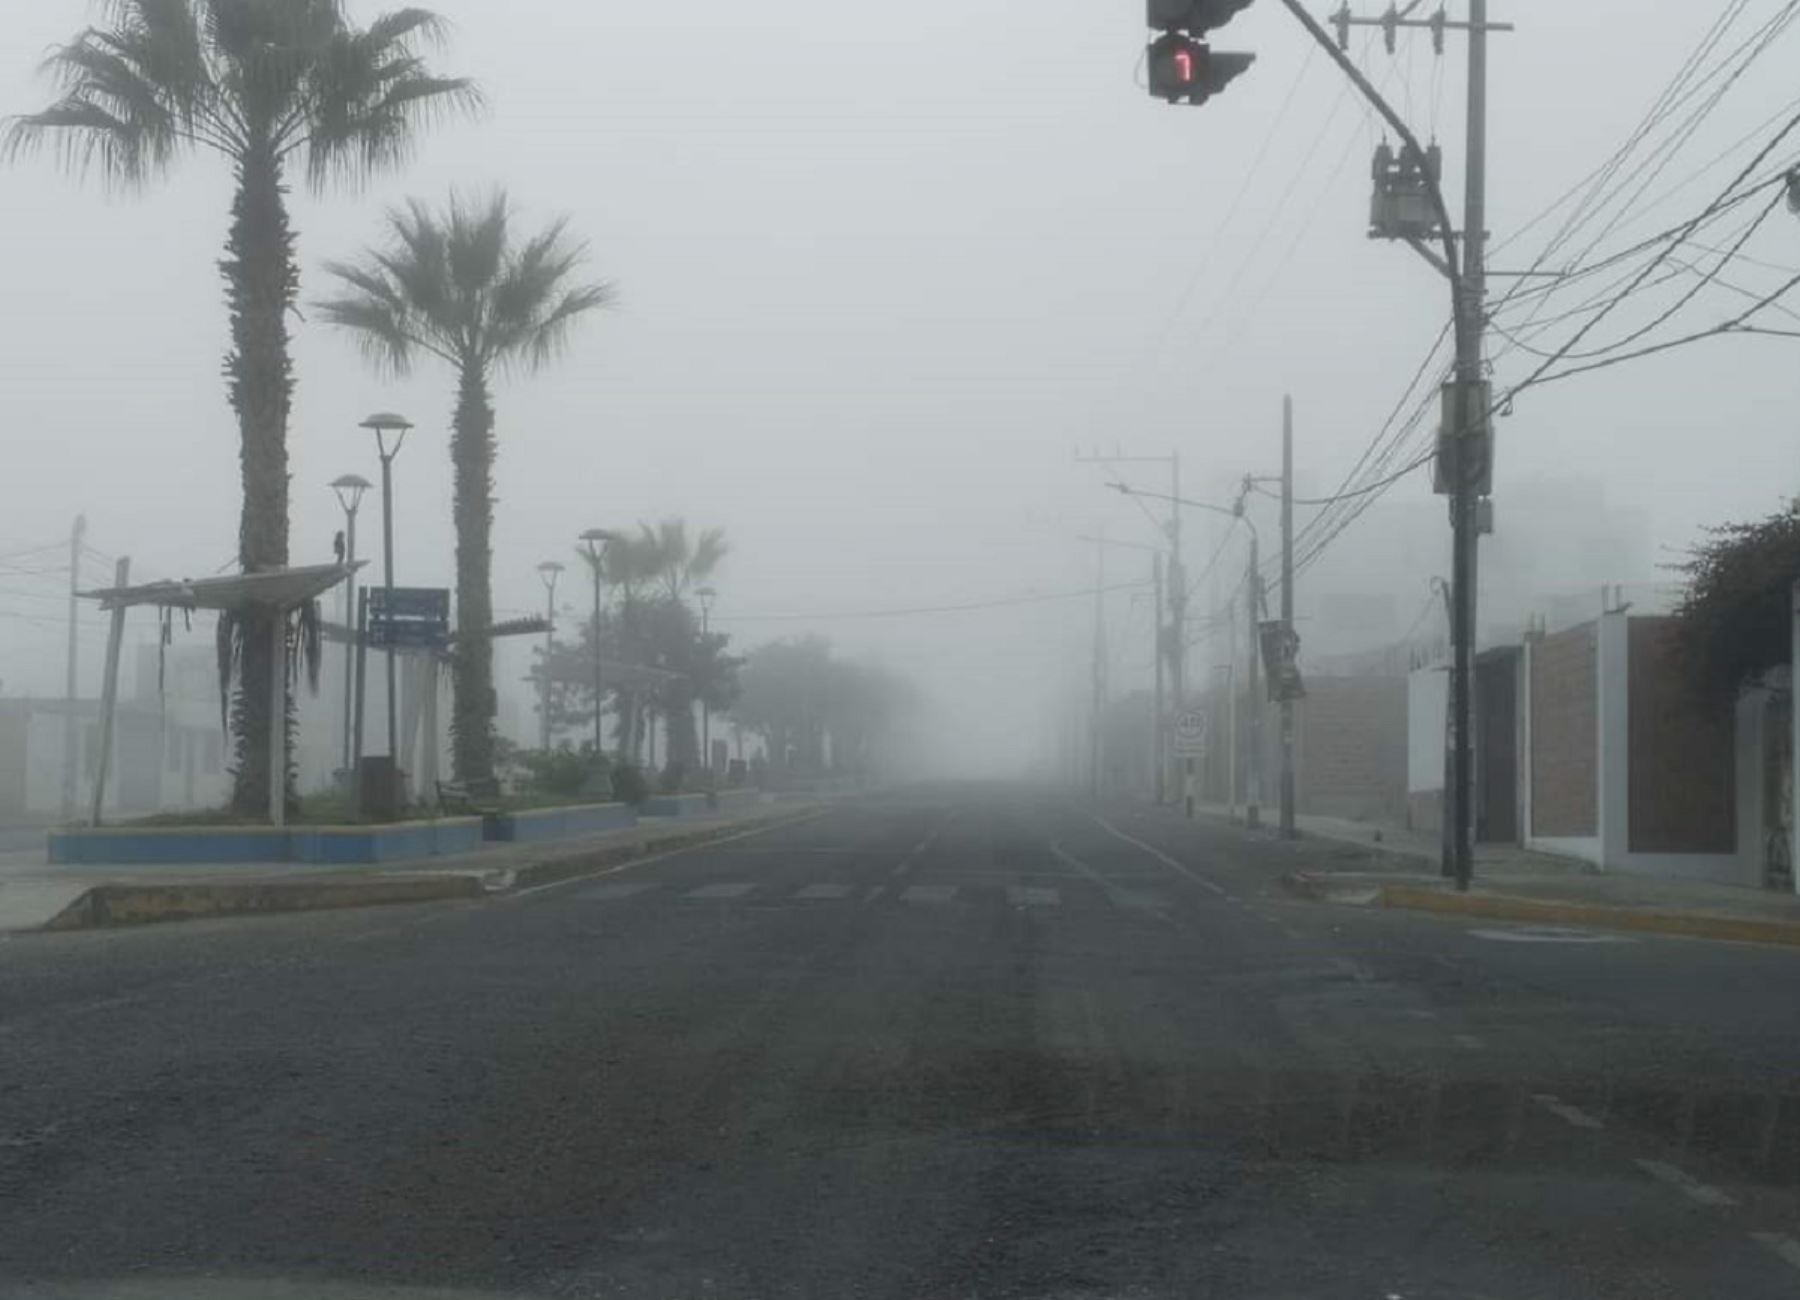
1078,449,1184,802
1153,552,1166,803
1091,540,1106,800
1276,0,1505,890
1244,509,1262,832
1280,395,1297,839
61,513,85,822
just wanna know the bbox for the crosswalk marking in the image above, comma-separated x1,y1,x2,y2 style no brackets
685,882,756,900
795,883,854,900
1006,886,1060,908
900,884,957,904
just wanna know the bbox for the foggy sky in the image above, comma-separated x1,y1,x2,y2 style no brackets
4,0,1799,774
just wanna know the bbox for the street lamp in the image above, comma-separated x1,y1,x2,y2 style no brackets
696,585,717,779
330,473,372,785
361,411,412,771
579,528,621,759
536,560,564,751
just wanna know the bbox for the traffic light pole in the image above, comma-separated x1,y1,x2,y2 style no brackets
1244,519,1262,832
1275,0,1495,891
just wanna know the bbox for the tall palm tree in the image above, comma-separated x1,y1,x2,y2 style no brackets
318,191,610,785
643,518,729,604
7,0,476,815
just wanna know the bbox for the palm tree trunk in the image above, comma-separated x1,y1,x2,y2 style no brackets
450,360,497,784
224,144,296,817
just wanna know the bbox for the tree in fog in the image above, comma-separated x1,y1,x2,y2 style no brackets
731,639,910,777
7,0,475,815
318,191,609,786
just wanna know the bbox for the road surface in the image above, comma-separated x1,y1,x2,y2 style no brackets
5,787,1800,1298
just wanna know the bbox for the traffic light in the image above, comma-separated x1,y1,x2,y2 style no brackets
1146,0,1257,106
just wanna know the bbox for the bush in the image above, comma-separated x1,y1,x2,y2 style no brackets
657,760,686,794
518,747,595,800
610,762,650,807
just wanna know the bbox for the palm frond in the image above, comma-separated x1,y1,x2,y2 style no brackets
299,5,479,193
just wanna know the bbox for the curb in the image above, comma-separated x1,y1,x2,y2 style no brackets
1380,882,1800,950
42,874,484,932
36,806,826,934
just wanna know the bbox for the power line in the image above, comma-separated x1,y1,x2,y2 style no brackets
713,580,1155,623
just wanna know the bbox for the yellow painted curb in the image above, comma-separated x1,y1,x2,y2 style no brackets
1380,882,1800,949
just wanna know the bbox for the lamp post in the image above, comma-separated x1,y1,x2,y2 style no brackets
579,528,620,760
330,474,371,785
536,560,564,751
696,586,717,779
361,412,412,769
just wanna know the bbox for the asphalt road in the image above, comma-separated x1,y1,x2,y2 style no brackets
6,787,1800,1299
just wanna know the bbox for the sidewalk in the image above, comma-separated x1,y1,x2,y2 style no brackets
0,799,823,935
1209,804,1800,949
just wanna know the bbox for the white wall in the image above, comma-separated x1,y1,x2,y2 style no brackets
1407,666,1447,796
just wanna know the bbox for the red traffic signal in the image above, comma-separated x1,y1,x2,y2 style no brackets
1148,33,1256,105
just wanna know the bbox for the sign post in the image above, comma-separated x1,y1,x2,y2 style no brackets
1172,708,1207,821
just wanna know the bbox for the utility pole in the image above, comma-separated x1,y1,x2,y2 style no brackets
1275,0,1506,890
1153,552,1166,803
61,513,85,823
1090,541,1106,799
1280,395,1297,839
1245,513,1262,831
1078,449,1184,803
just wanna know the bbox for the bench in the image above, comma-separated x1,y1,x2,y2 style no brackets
435,778,502,817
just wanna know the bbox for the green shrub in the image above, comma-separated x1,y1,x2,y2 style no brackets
518,747,595,799
610,762,650,807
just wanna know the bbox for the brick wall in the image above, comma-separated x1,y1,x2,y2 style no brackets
1296,676,1408,821
1627,616,1735,854
1530,622,1597,838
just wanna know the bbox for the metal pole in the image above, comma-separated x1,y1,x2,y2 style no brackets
1168,454,1186,795
1280,395,1297,839
1450,0,1489,892
89,557,129,827
379,443,399,764
340,504,358,782
1246,528,1262,831
353,588,368,785
61,513,85,822
1153,552,1166,803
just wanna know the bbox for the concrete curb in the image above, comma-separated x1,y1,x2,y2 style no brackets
41,874,484,932
36,805,826,934
1377,881,1800,950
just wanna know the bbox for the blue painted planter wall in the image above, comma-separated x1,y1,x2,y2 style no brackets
486,802,636,843
641,792,712,818
49,818,486,867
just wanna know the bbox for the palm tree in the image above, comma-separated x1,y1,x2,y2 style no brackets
7,0,476,815
318,191,610,785
643,518,729,604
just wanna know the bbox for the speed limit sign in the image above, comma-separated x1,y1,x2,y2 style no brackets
1172,709,1207,756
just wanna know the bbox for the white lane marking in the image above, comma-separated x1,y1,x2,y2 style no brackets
1753,1232,1800,1273
1006,886,1060,908
1453,1033,1485,1050
794,883,854,901
1532,1093,1603,1130
864,886,886,905
507,810,829,900
684,882,756,900
1469,926,1636,945
901,884,957,904
1090,816,1229,898
576,882,657,901
1635,1159,1736,1206
891,859,914,878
